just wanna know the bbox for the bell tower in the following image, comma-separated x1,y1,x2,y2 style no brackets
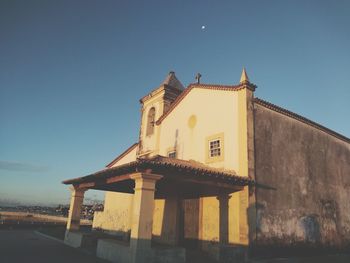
138,71,184,157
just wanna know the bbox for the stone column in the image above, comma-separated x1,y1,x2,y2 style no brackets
66,187,86,231
217,194,231,245
130,173,163,263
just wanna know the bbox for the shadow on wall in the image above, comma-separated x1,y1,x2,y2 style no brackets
92,230,131,242
93,186,349,261
301,215,321,243
92,231,248,263
249,191,350,258
94,196,249,262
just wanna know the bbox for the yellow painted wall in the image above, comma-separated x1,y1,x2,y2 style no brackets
93,192,133,238
201,197,220,243
156,87,250,252
152,199,166,238
158,88,240,170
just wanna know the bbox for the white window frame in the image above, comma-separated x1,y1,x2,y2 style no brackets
205,132,224,163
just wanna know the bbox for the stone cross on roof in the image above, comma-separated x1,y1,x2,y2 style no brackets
195,73,202,84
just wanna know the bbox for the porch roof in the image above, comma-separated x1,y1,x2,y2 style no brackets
62,155,255,198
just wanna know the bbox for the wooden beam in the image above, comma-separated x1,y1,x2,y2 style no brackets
106,174,131,184
77,182,95,189
76,174,132,189
178,177,244,191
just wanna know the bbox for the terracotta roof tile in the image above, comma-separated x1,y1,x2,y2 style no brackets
63,155,254,186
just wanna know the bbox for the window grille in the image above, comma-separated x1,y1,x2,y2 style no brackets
209,139,221,157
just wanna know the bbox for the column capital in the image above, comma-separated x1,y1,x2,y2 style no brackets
216,193,232,202
130,172,163,182
69,186,87,197
131,173,163,192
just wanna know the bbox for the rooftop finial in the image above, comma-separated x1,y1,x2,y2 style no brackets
195,73,202,84
240,67,250,84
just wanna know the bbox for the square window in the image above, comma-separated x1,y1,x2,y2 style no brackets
205,133,224,163
209,139,221,157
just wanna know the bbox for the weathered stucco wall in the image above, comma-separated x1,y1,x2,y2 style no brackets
93,192,134,239
254,104,350,250
93,146,137,238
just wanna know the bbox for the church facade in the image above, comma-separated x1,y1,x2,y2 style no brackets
63,70,350,263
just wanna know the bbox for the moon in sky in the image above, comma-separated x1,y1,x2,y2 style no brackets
201,25,206,30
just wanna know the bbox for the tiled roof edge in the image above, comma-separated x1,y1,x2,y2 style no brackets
254,98,350,144
63,155,255,186
62,160,139,185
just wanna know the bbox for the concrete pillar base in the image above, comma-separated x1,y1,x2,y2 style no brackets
64,230,85,248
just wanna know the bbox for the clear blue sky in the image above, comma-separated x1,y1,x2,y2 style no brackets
1,0,349,205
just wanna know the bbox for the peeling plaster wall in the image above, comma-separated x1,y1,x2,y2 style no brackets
254,104,350,249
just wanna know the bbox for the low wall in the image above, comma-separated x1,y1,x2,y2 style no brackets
97,239,131,263
0,211,91,225
96,238,186,263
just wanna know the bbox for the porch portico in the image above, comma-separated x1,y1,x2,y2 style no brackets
62,156,254,263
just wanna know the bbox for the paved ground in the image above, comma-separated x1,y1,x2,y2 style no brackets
1,229,349,263
249,254,350,263
0,229,108,263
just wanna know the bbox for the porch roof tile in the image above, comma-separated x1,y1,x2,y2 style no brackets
62,155,254,187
